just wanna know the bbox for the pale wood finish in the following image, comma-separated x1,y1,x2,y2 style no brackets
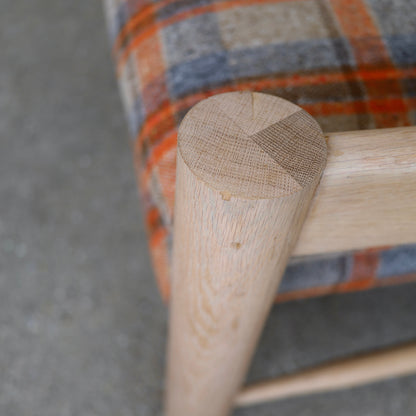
294,126,416,257
236,342,416,407
166,92,327,416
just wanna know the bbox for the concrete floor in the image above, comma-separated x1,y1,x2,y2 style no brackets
1,2,416,415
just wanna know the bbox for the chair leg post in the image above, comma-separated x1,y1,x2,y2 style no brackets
165,92,327,416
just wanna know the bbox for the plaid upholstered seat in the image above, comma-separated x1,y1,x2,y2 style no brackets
104,0,416,301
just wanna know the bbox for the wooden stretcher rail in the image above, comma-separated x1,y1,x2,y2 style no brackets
294,126,416,257
236,341,416,407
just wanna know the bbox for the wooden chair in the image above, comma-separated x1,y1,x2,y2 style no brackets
166,91,416,415
103,0,416,414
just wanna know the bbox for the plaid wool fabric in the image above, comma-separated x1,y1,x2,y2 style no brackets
104,0,416,302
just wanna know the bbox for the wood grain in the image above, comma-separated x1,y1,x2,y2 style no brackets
294,126,416,257
166,92,327,416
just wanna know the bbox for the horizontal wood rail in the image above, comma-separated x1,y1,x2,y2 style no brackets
236,341,416,407
294,126,416,257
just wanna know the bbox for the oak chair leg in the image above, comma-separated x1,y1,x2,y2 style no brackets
165,92,327,416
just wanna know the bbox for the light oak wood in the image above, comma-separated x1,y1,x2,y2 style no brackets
236,342,416,407
294,126,416,257
166,92,327,416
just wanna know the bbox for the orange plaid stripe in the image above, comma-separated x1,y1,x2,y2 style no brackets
329,0,411,127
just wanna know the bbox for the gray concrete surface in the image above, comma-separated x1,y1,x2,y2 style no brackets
0,2,415,416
